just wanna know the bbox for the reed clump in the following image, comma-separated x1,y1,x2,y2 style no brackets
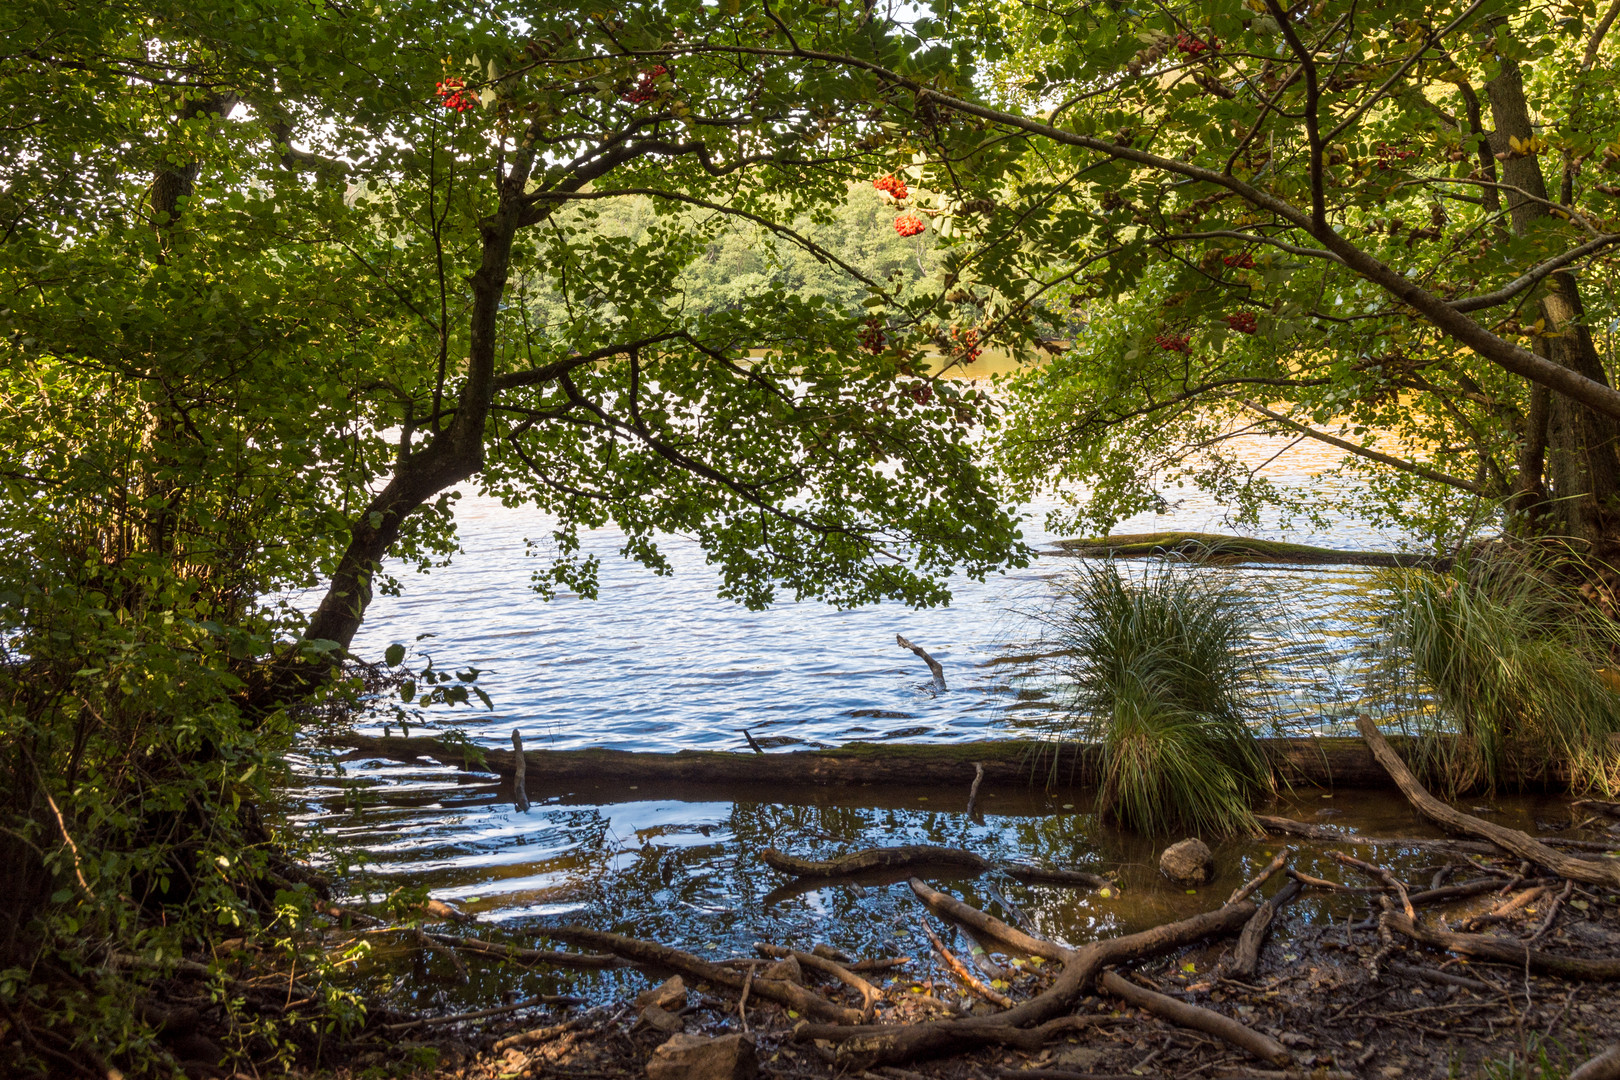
1047,563,1275,836
1374,551,1620,795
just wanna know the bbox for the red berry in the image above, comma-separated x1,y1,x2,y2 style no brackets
1224,311,1258,334
1154,331,1192,353
873,174,910,200
1222,252,1255,269
894,213,926,237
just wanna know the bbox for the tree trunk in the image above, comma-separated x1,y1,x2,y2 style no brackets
1487,55,1620,558
267,137,542,704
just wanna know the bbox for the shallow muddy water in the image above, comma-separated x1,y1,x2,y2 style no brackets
302,759,1591,1014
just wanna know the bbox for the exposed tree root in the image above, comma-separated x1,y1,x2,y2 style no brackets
536,926,864,1023
754,944,882,1019
1222,877,1302,981
1381,909,1620,979
791,901,1255,1066
1356,714,1620,889
1097,968,1291,1066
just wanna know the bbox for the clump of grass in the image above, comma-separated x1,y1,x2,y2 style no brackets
1047,562,1277,836
1374,550,1620,795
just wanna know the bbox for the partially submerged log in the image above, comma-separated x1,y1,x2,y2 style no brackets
762,846,1110,894
322,731,1608,794
1049,531,1443,569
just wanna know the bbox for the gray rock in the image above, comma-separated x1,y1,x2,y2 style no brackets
647,1033,758,1080
637,975,688,1011
1159,838,1215,885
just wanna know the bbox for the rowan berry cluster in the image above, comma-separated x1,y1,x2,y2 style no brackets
1224,311,1258,334
1222,252,1255,269
951,326,983,362
858,317,887,354
1176,32,1218,56
894,213,926,237
1375,143,1418,170
623,65,668,104
873,174,910,201
435,78,477,112
908,381,935,405
1155,332,1192,353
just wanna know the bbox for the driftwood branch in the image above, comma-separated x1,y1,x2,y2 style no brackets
897,635,946,689
1097,969,1291,1066
1355,714,1620,888
1227,848,1290,906
424,933,625,970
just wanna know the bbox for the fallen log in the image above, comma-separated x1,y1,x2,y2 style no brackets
1381,910,1620,979
535,926,864,1024
1048,531,1444,569
1097,969,1291,1066
1355,714,1620,889
794,901,1256,1066
321,732,1605,794
1255,814,1500,855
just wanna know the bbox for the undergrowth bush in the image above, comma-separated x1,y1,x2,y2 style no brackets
1374,550,1620,795
0,573,371,1077
1045,562,1277,836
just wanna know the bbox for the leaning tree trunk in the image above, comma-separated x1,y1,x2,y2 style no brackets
1487,54,1620,559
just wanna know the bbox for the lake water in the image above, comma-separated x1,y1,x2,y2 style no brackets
287,430,1454,1012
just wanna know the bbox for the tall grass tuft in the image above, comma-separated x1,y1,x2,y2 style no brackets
1047,562,1276,836
1375,552,1620,795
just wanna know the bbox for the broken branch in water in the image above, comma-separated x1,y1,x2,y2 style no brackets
1227,848,1290,906
1097,968,1292,1066
1329,851,1415,919
762,845,1109,893
1356,714,1620,889
897,635,946,690
764,845,991,878
512,730,530,812
965,762,985,818
908,878,1069,962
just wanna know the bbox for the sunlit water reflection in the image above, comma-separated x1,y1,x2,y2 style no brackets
286,433,1467,1007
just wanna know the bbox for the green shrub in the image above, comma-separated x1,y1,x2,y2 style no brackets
1374,552,1620,795
1045,562,1276,836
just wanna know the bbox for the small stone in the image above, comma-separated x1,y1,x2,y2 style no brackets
639,1003,686,1034
647,1033,757,1080
637,975,687,1011
1159,838,1215,885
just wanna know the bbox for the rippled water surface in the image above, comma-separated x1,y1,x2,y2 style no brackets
288,434,1453,984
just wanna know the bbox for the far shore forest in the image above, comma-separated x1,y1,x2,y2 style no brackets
8,0,1620,1077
